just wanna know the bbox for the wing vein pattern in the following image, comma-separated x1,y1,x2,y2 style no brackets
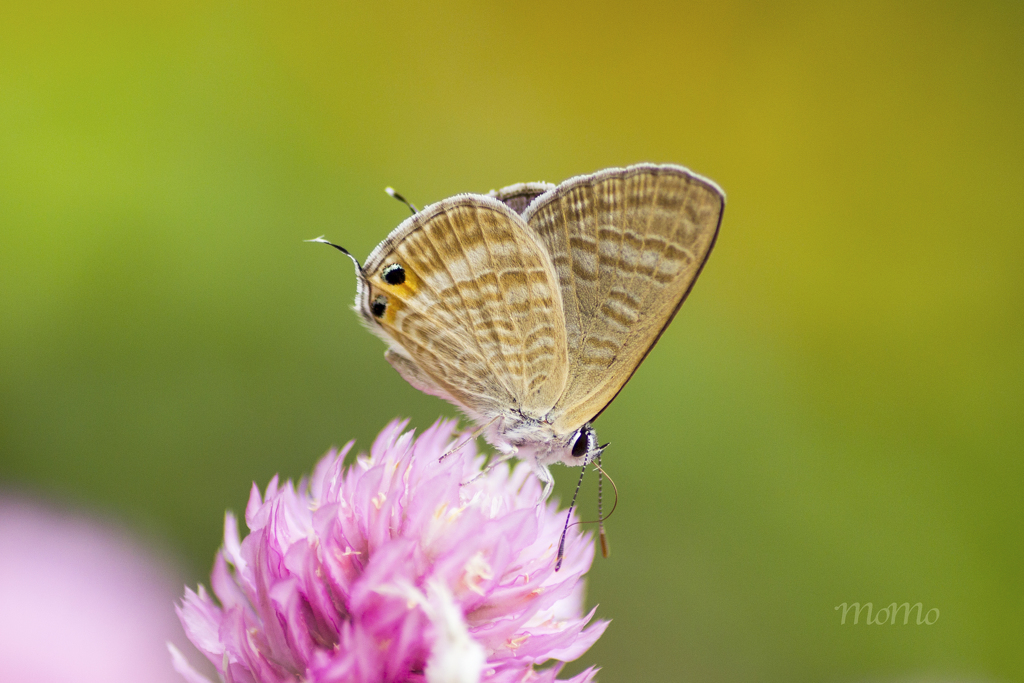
523,164,723,432
439,208,519,400
362,198,570,419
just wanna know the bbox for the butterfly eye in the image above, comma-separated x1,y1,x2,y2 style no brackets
382,264,406,286
571,429,590,458
370,295,388,318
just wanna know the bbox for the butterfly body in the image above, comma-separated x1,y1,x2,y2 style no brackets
343,164,724,496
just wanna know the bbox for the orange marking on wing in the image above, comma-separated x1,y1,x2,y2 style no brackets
375,261,420,297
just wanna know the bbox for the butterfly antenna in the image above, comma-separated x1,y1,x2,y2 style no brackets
385,187,418,215
306,236,363,273
588,449,619,525
597,452,609,559
555,466,587,572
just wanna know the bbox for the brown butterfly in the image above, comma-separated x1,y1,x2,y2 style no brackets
316,163,723,507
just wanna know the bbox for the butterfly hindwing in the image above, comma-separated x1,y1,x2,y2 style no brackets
489,182,556,216
359,196,570,419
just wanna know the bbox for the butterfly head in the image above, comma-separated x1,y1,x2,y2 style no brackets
561,423,605,467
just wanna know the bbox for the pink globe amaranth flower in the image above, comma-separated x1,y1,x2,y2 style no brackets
173,419,608,683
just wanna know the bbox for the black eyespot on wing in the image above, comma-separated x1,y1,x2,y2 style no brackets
371,295,388,318
382,263,406,285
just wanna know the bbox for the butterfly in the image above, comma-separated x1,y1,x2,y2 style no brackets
316,164,723,503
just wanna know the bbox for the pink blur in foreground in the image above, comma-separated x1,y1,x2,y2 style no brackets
0,496,189,683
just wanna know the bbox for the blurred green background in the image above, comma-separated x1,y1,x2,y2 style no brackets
2,1,1021,681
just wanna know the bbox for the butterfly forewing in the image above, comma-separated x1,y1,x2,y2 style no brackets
361,197,569,418
523,164,724,432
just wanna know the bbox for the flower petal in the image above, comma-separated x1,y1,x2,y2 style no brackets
176,419,605,683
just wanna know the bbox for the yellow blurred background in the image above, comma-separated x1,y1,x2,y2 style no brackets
1,1,1021,681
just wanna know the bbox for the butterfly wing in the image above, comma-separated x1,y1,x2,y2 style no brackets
522,163,724,433
489,182,555,215
358,196,569,421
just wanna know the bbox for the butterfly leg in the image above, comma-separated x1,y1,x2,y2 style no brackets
460,451,516,487
438,414,502,463
533,464,555,501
